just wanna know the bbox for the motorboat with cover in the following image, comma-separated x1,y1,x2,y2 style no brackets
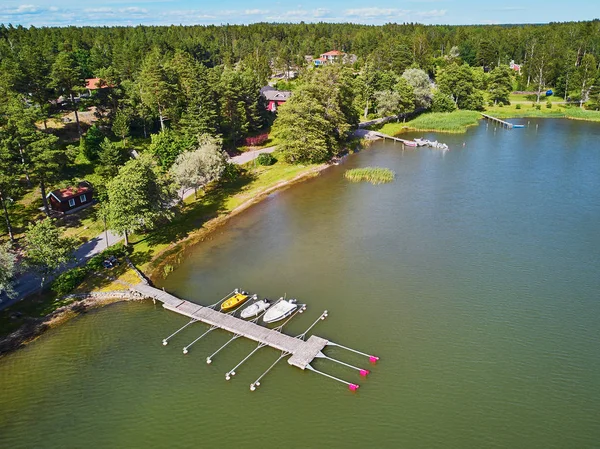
221,291,255,311
240,299,271,319
262,299,298,324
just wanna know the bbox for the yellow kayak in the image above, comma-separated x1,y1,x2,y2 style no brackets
221,292,250,311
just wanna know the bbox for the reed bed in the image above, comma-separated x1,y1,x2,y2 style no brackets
344,167,395,185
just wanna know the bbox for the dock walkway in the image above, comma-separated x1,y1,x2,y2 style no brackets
481,113,514,129
134,284,328,369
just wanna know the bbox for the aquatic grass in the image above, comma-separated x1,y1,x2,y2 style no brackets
376,111,481,135
344,167,395,185
405,111,482,133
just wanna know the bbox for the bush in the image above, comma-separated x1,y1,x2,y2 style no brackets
546,100,552,109
431,93,457,113
516,104,522,109
244,133,269,147
535,104,542,110
51,267,89,296
256,152,276,166
88,244,130,271
221,162,242,181
461,91,485,111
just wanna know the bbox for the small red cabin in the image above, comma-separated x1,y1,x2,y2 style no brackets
47,182,94,214
260,86,292,112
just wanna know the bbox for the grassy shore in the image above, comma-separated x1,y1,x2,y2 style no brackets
375,106,600,138
485,103,600,121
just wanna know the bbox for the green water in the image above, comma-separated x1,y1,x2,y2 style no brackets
1,119,600,448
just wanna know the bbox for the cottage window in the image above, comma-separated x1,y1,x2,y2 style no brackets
68,198,76,207
80,194,87,203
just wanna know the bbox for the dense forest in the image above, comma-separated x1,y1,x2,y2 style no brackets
1,20,600,291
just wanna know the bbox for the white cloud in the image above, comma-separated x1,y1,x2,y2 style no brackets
0,4,41,15
313,8,331,18
415,9,447,18
244,9,270,15
345,8,406,18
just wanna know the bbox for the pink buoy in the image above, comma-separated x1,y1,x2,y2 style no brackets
369,356,379,363
348,384,359,391
359,369,370,377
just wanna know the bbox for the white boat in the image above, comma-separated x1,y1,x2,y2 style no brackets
262,299,298,324
240,299,271,319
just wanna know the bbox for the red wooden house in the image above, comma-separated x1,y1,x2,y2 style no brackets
260,86,292,112
47,181,94,214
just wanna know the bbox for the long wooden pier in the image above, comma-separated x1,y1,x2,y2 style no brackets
481,113,514,129
133,284,377,388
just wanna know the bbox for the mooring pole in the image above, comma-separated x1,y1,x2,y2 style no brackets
206,334,242,364
225,342,267,380
305,364,360,391
327,342,380,363
250,352,291,391
162,318,197,346
183,325,218,354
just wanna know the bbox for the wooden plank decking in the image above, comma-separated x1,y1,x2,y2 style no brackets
481,113,514,128
134,284,328,370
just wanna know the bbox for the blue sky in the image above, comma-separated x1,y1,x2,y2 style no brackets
0,0,598,27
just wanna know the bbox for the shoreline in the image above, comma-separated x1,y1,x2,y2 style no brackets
0,291,144,357
146,163,331,281
0,163,331,358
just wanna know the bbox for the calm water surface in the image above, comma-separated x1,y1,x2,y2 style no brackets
1,119,600,448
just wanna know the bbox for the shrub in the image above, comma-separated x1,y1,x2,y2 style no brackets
536,104,542,110
431,93,457,113
516,104,522,110
51,267,89,296
221,162,241,181
244,133,269,147
88,244,130,271
461,91,485,111
546,100,552,109
256,152,275,166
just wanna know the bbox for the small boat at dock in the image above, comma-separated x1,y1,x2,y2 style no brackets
262,299,298,323
240,299,271,319
221,291,255,311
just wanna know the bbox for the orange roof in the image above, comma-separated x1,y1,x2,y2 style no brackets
321,50,344,56
85,78,113,90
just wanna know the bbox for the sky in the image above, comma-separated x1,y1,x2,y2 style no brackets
0,0,598,27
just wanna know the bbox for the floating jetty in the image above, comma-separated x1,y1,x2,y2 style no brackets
134,284,379,392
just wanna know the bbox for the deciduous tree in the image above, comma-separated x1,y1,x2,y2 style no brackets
169,135,227,199
24,218,76,289
402,68,432,109
106,154,173,245
0,242,17,298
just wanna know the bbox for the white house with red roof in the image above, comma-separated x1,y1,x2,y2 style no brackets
509,60,522,74
314,50,345,66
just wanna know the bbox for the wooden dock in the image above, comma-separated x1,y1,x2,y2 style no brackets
371,131,418,146
134,284,328,369
481,113,514,129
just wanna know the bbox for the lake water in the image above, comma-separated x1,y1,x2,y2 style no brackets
1,119,600,448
